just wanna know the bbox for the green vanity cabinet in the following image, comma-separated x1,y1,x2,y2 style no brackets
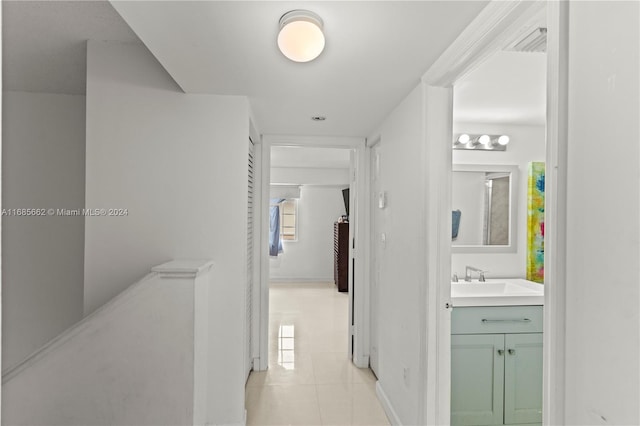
452,334,505,425
451,306,543,426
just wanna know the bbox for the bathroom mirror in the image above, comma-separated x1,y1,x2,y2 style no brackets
452,164,518,253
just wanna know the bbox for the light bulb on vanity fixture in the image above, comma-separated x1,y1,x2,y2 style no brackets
498,135,510,146
452,134,511,151
277,10,325,62
457,134,471,144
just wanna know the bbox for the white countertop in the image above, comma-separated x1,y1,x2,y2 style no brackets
451,278,544,307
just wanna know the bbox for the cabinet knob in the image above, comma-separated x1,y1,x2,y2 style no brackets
497,349,504,356
508,349,516,355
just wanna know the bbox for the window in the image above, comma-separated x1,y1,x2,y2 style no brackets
280,199,297,241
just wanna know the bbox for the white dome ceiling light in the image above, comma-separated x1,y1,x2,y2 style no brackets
277,10,325,63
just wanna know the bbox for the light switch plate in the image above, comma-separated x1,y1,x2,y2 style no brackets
378,191,386,208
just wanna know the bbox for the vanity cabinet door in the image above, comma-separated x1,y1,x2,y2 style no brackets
504,333,543,425
451,334,505,425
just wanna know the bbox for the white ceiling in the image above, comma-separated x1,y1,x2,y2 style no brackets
110,1,489,137
453,50,547,126
271,146,350,169
2,1,140,95
5,1,545,138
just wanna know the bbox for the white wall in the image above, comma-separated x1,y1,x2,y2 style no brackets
368,86,425,424
271,166,350,186
85,40,249,425
2,91,85,371
270,186,347,282
2,263,212,426
563,2,639,424
451,123,546,278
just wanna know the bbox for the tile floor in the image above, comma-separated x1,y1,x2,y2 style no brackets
245,282,390,426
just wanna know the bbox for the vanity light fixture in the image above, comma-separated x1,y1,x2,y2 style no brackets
453,134,511,151
277,10,325,62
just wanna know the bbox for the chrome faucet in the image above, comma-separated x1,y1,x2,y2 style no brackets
465,266,486,282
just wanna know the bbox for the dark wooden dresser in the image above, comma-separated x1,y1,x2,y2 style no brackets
333,222,349,292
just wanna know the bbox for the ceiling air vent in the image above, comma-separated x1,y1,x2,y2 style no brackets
507,27,547,53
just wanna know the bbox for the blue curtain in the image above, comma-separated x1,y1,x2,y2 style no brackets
269,199,285,257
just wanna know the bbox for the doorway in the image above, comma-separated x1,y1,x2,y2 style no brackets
418,1,563,424
255,135,369,373
449,28,548,425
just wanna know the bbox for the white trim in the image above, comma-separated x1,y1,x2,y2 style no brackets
251,141,263,371
151,259,214,279
543,2,568,424
351,143,369,367
353,355,369,369
365,136,381,375
257,134,271,371
271,166,351,172
207,409,247,426
268,278,334,283
422,0,546,86
249,118,260,148
419,84,453,425
257,134,367,373
376,381,403,426
418,1,552,424
296,183,350,188
367,135,381,148
1,0,4,412
348,149,356,359
263,134,362,148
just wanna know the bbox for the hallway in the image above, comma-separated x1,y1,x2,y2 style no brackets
245,282,389,425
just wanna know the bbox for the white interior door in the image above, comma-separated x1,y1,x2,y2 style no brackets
369,143,382,375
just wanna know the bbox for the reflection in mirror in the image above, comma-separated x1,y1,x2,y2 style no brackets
485,172,509,245
452,164,518,253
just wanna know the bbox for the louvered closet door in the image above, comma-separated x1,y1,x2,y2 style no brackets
245,138,255,381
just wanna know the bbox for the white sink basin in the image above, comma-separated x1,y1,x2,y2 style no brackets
451,278,544,306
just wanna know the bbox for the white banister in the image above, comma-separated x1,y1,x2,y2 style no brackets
152,259,215,278
2,259,215,426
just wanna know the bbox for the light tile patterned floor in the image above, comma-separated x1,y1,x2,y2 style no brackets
245,282,390,426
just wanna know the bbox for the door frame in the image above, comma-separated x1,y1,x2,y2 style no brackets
365,136,381,376
418,0,566,424
256,134,368,371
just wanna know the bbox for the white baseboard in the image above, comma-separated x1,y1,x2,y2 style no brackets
252,357,265,372
353,354,369,369
376,381,402,426
269,277,333,283
207,409,246,426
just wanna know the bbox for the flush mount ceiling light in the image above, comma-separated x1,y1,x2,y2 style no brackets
453,134,511,151
277,10,325,63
